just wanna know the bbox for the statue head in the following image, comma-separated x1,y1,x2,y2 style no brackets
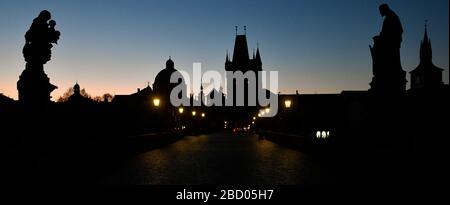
38,10,51,21
378,4,390,17
49,20,56,28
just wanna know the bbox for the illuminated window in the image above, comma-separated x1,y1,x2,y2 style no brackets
284,100,292,108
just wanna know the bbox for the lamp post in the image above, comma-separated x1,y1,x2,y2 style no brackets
177,107,184,131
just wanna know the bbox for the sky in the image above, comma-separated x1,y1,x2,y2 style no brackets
0,0,448,100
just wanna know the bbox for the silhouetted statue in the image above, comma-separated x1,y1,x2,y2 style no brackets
17,10,59,105
378,4,403,48
368,4,408,148
369,4,406,96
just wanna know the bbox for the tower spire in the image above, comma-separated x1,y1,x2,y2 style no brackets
226,49,229,62
244,25,246,35
255,41,261,68
420,20,432,63
256,42,261,60
235,26,238,35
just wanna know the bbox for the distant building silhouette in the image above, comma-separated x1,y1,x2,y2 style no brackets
0,93,15,106
66,82,94,105
153,57,186,108
225,27,262,106
409,24,444,91
112,57,186,109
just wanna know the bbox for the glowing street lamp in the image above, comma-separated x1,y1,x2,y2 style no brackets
153,98,160,107
178,107,184,114
258,113,261,117
265,108,270,114
284,100,292,108
201,113,205,118
192,111,196,116
253,116,256,120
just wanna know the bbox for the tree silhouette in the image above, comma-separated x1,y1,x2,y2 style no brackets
92,93,113,102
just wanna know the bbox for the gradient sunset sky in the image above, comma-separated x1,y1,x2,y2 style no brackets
0,0,448,99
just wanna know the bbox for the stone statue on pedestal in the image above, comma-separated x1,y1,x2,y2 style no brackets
17,10,60,105
369,4,407,96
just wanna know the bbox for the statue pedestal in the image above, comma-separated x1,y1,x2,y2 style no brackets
17,63,57,105
369,38,407,96
368,37,408,148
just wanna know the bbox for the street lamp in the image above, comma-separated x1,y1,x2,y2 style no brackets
192,111,196,116
201,113,205,118
178,107,184,114
153,98,160,107
265,108,270,114
284,100,292,108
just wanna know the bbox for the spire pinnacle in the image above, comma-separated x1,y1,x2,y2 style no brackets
255,41,261,65
244,25,247,35
420,20,432,63
226,49,229,62
424,20,429,40
235,26,238,35
200,76,203,91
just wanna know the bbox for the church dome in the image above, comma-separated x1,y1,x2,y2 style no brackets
153,57,185,98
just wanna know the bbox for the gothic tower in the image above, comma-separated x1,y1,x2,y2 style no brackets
410,23,444,91
225,26,262,106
